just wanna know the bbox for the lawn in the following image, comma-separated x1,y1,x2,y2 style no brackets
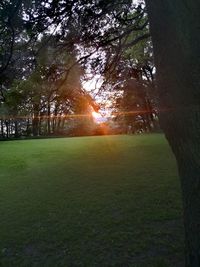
0,134,184,267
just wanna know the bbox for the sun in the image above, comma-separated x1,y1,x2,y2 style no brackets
92,111,101,120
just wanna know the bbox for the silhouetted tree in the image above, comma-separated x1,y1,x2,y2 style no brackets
145,1,200,266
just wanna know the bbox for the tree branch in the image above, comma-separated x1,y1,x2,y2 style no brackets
123,33,150,49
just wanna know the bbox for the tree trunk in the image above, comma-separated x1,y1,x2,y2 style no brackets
26,118,31,136
32,104,40,136
14,120,19,138
0,119,4,138
38,113,42,136
145,1,200,266
161,109,200,267
57,114,62,133
53,103,58,134
146,98,155,130
5,120,9,138
47,101,51,135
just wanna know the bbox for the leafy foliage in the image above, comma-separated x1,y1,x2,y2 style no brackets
0,0,157,138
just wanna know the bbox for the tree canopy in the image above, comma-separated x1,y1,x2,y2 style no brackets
0,0,156,138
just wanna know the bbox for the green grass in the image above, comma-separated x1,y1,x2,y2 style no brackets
0,134,184,267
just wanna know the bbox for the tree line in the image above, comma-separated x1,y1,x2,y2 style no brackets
0,0,158,139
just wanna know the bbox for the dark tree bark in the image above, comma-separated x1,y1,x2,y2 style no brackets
47,101,51,135
5,120,9,138
14,120,19,138
53,103,59,133
145,1,200,266
32,104,40,136
26,118,31,136
0,119,4,138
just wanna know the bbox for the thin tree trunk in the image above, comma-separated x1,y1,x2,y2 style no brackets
145,1,200,266
146,98,155,130
26,118,30,136
53,104,58,134
47,101,51,135
14,120,19,138
0,119,4,138
5,120,9,138
38,113,42,136
32,104,40,136
57,114,62,133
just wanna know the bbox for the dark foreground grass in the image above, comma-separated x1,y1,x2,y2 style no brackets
0,134,184,267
